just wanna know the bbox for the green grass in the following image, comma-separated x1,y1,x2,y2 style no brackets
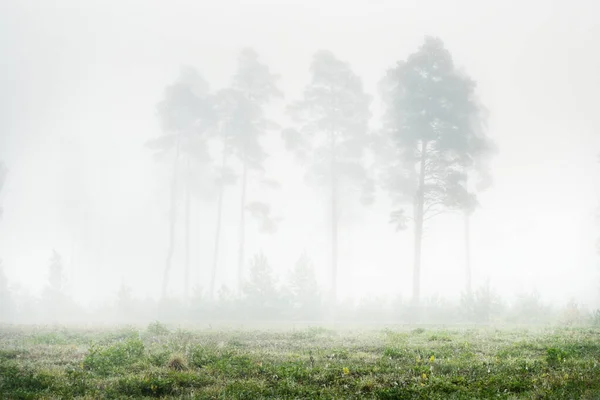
1,324,600,399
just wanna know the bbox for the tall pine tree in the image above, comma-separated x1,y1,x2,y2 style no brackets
380,37,491,304
284,50,372,303
223,49,282,293
146,66,215,298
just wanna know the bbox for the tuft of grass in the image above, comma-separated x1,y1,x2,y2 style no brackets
167,354,188,371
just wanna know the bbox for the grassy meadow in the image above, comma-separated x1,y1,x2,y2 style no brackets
1,323,600,399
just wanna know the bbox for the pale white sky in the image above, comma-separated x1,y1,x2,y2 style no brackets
1,0,599,307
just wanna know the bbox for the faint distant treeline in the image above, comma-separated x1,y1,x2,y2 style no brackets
0,249,595,327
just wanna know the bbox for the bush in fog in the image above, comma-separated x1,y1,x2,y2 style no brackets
460,281,504,323
506,290,554,324
242,253,285,319
214,285,241,320
286,253,322,320
560,298,584,325
421,295,461,324
146,320,170,336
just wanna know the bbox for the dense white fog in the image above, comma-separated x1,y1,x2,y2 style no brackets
1,0,600,322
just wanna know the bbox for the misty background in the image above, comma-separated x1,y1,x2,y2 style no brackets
1,0,600,315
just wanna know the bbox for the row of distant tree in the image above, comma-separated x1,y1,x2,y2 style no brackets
0,248,592,326
147,36,496,305
0,248,319,323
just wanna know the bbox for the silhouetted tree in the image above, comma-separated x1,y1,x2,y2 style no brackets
379,37,490,304
284,50,372,302
222,49,282,293
146,66,215,299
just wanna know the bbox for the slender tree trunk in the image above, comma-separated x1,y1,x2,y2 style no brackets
412,140,427,305
237,161,248,293
465,211,472,296
464,173,473,297
162,140,180,299
184,159,191,302
412,206,423,304
210,151,227,299
330,131,338,304
328,87,339,316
